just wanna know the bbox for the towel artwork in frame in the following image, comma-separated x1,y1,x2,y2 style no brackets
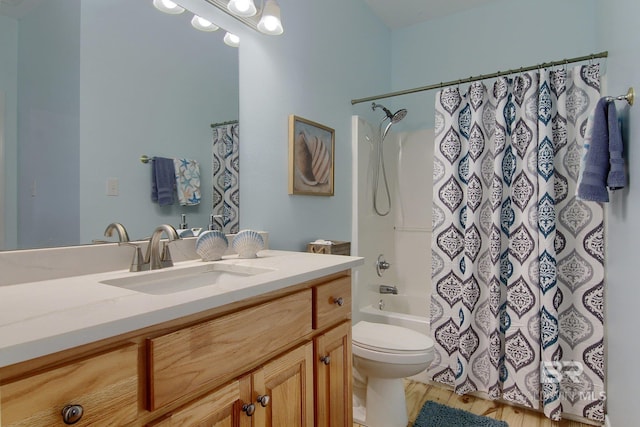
288,115,335,196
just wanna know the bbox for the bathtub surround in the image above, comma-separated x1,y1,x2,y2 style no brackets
352,117,434,320
430,65,605,422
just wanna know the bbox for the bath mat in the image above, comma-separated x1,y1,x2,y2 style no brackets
414,400,509,427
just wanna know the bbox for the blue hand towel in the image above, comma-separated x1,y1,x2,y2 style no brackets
607,103,626,189
151,157,175,206
577,98,626,202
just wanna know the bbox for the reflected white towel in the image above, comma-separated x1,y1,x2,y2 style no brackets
173,158,201,206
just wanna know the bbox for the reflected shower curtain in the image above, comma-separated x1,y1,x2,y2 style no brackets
430,65,605,422
212,122,240,234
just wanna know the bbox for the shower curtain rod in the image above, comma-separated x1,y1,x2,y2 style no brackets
210,119,238,128
351,51,609,105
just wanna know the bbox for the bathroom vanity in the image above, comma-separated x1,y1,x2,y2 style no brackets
0,250,362,426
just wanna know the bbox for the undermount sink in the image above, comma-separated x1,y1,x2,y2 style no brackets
99,263,274,295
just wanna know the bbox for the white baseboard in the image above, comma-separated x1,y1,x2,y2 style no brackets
605,414,611,427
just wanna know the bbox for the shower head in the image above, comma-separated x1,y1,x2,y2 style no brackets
372,102,407,124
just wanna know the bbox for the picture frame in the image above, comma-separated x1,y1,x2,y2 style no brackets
288,115,335,196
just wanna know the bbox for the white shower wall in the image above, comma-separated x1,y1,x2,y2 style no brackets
393,127,434,303
351,115,434,319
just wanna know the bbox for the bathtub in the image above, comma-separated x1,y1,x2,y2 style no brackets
358,294,430,336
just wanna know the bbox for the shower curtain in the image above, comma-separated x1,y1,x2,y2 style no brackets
430,64,605,422
212,122,240,234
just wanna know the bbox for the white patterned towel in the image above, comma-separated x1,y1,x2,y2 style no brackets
173,158,201,206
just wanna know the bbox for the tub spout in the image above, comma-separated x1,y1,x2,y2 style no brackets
379,284,398,295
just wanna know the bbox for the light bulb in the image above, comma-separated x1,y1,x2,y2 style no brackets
234,0,250,13
227,0,257,17
223,32,240,47
191,15,219,32
261,16,279,32
257,0,283,35
152,0,185,14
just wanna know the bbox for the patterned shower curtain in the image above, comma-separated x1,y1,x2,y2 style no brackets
212,122,240,234
430,64,605,422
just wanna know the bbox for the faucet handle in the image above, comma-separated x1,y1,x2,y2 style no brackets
160,242,174,268
119,242,145,272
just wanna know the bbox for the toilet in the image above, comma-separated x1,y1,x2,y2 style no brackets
352,320,434,427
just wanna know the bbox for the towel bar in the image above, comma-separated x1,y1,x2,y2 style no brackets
606,87,634,106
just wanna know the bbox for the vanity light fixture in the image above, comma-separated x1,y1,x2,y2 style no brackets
227,0,257,17
191,15,220,31
223,32,240,47
257,0,283,35
152,0,185,14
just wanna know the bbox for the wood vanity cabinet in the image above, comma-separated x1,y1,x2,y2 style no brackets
0,271,352,427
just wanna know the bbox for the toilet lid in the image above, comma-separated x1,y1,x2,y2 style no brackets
352,321,434,353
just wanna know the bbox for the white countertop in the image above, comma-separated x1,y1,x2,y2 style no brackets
0,250,363,368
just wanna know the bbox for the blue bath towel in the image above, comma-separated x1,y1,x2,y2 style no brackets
577,98,626,202
151,157,175,206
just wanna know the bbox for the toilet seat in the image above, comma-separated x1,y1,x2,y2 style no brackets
352,321,434,364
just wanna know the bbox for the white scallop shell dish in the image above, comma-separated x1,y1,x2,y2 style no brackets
233,230,264,259
195,230,228,261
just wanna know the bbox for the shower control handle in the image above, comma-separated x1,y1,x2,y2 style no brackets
376,254,391,277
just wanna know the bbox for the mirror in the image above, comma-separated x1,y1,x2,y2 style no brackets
0,0,239,250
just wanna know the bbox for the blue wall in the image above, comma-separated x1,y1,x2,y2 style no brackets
389,0,598,132
238,0,390,250
597,0,640,425
0,15,18,249
17,0,80,248
78,0,239,243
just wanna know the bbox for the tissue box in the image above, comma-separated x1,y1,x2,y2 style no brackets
307,240,351,256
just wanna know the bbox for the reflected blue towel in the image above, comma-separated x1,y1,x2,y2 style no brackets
577,98,626,202
151,157,175,206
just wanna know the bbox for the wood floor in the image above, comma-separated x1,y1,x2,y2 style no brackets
355,379,596,427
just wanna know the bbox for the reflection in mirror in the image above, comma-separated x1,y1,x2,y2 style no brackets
0,0,239,250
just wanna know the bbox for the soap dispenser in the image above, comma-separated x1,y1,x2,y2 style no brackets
176,214,194,237
208,214,223,231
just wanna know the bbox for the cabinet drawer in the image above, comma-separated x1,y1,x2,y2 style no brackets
313,276,351,330
0,344,138,427
148,289,313,410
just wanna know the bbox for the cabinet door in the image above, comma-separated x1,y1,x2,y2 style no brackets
252,342,314,427
314,321,352,427
147,376,251,427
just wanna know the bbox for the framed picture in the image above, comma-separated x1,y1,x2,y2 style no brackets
288,115,335,196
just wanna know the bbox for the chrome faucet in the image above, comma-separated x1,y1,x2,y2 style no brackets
379,284,398,295
144,224,180,270
104,222,130,242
